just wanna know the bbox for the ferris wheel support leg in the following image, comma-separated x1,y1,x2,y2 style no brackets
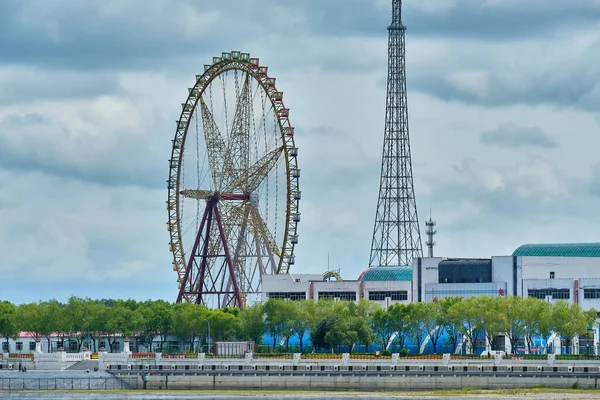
176,202,210,303
214,203,244,308
195,204,216,305
224,207,251,306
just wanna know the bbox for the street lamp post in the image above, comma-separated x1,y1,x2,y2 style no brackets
204,319,211,355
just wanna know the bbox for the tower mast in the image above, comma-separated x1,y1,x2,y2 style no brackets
369,0,423,267
425,210,436,258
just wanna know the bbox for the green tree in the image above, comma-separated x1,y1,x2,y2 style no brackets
421,300,447,354
319,302,375,354
263,299,289,350
551,301,596,353
447,297,483,354
502,296,530,353
521,297,551,354
238,303,265,344
478,296,505,353
139,300,174,352
17,301,64,352
209,309,238,343
102,301,141,352
171,303,207,352
0,301,18,352
39,300,64,353
388,303,411,351
64,297,103,352
439,297,462,353
406,302,427,354
371,308,395,351
354,299,378,351
17,303,45,342
289,301,311,352
310,317,334,352
277,300,298,351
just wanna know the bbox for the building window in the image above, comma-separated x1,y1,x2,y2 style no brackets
318,291,356,301
528,288,570,300
16,342,23,351
438,259,492,284
584,288,600,299
29,342,36,351
2,342,8,352
550,271,555,279
368,291,386,301
368,291,408,301
112,342,120,352
267,292,306,301
390,291,408,301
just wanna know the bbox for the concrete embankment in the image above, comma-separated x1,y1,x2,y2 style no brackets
110,362,600,391
113,370,599,391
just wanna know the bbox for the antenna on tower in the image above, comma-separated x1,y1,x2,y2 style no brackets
369,0,423,268
425,209,437,258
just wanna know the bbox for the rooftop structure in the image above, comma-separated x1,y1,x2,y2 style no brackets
358,266,412,282
513,243,600,257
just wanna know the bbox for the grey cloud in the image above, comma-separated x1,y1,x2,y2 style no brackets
480,123,559,149
412,68,600,111
0,171,174,295
404,0,600,40
0,1,287,71
409,36,600,111
0,68,122,104
435,157,570,221
420,157,597,255
591,164,600,197
3,113,48,125
0,112,168,189
269,0,600,41
2,0,599,73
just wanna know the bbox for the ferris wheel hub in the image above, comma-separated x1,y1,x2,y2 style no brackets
249,191,259,206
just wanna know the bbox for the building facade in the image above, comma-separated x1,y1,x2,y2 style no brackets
412,243,600,311
261,266,413,308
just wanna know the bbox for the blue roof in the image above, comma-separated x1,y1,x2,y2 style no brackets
513,243,600,257
359,266,412,282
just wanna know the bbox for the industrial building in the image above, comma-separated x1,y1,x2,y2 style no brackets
261,266,413,308
260,242,600,355
413,243,600,311
262,243,600,312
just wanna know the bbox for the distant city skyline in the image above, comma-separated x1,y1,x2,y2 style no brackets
0,0,599,304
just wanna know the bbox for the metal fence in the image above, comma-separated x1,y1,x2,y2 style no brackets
0,376,139,391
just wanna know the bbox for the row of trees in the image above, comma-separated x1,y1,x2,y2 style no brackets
0,296,596,354
0,298,241,353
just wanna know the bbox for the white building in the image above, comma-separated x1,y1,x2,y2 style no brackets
261,266,413,308
1,333,125,354
412,243,600,311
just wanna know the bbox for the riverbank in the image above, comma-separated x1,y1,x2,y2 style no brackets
4,388,600,398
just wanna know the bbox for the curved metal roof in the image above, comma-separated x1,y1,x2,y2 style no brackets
359,266,413,282
513,243,600,257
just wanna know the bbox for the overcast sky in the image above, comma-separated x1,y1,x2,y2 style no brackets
1,0,599,304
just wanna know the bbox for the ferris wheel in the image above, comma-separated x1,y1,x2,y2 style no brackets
167,51,300,308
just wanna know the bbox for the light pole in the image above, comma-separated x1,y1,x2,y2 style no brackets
204,319,211,355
